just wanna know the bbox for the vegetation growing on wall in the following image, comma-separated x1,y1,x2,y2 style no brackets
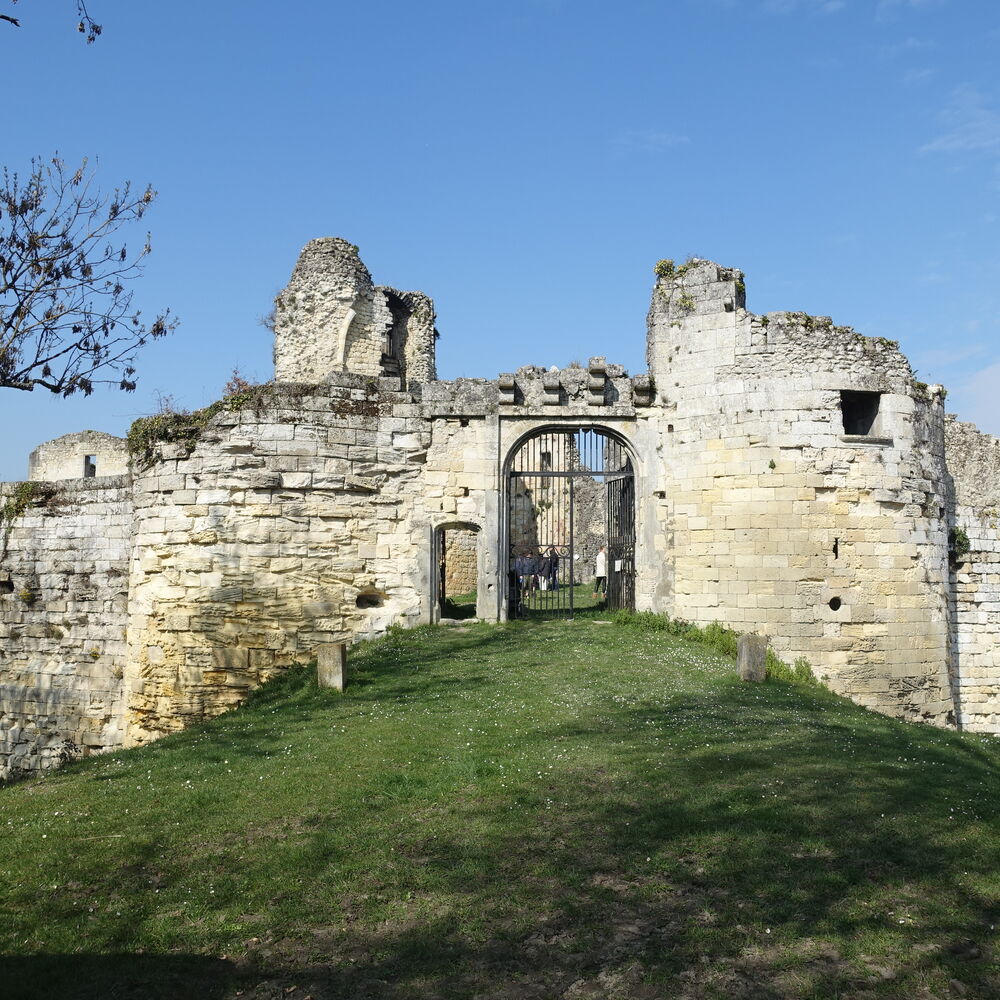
0,481,62,556
126,381,280,469
127,374,383,469
654,256,705,314
950,525,971,564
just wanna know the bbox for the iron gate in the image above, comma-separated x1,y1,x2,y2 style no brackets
506,427,635,618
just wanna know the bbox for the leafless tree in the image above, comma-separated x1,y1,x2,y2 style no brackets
2,1,101,42
0,156,175,396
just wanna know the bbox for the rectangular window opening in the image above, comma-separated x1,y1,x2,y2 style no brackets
840,390,881,436
83,455,97,478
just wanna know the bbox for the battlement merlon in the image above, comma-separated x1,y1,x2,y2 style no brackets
273,237,437,387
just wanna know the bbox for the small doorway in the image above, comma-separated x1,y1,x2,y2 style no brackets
505,426,636,619
435,523,480,620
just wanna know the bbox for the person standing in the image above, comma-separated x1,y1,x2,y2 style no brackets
546,546,559,591
593,545,607,600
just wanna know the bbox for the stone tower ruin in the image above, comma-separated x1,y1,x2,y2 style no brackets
273,237,437,387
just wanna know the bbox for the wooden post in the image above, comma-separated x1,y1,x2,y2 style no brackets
737,633,767,682
316,643,347,691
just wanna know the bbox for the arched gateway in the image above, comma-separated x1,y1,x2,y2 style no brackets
504,426,636,618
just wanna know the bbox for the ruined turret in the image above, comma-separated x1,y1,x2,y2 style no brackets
273,237,436,387
645,258,746,390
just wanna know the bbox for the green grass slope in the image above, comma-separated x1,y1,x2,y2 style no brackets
2,620,999,999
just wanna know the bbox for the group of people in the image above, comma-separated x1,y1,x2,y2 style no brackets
514,547,561,593
509,544,610,610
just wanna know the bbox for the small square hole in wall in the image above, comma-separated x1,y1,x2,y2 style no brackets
83,455,97,478
840,391,881,436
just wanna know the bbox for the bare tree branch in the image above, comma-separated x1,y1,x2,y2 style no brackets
3,2,102,41
75,0,101,42
0,155,176,396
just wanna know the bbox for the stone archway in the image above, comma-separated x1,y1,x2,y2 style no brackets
503,426,636,619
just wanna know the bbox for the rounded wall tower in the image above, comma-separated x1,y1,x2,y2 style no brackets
646,258,955,725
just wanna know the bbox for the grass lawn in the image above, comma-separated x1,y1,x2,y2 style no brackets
2,619,1000,999
441,590,477,620
518,582,610,618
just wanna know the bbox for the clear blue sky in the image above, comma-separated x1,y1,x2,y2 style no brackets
2,0,998,481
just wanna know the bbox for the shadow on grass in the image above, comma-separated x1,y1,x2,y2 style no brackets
227,685,1000,998
1,954,235,1000
442,594,477,620
10,629,1000,998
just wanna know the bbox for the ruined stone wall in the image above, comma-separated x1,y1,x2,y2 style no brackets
124,377,429,744
420,381,499,617
28,430,128,482
0,477,131,778
444,528,477,596
274,239,436,388
122,374,501,745
945,417,1000,733
4,239,998,774
646,261,954,725
396,289,437,385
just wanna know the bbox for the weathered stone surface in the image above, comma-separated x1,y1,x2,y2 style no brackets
316,643,346,691
443,527,477,596
0,478,130,779
28,430,128,481
737,634,768,682
273,237,437,388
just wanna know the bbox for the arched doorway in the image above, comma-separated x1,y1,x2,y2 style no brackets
505,426,636,618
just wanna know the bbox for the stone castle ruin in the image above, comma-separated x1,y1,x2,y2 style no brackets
2,237,999,777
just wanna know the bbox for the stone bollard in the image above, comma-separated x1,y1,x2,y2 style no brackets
316,643,347,691
737,634,768,683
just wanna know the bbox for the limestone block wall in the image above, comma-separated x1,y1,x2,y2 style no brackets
3,238,997,773
945,417,1000,732
124,377,437,745
0,477,131,778
646,260,954,725
443,528,477,596
28,430,128,481
420,387,498,619
393,289,437,385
